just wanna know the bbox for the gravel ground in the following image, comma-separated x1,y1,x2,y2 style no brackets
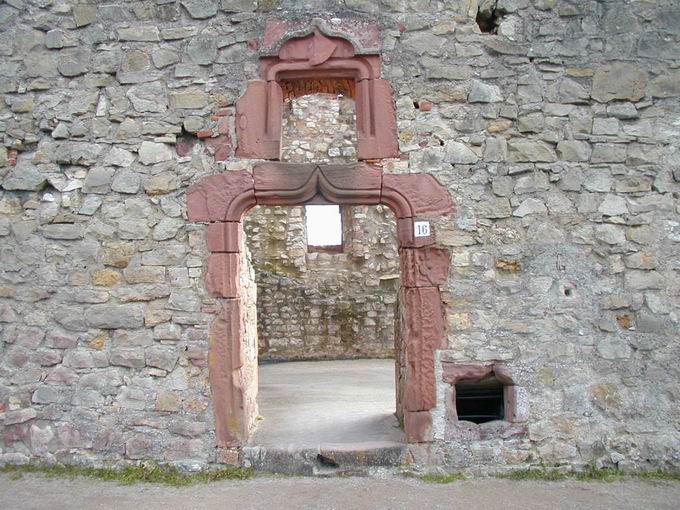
2,473,680,510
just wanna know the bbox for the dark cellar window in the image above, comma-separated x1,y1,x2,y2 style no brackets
455,376,505,423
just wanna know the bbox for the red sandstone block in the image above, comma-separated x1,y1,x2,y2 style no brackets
400,247,450,288
205,135,232,161
404,411,433,443
419,100,433,111
253,163,317,192
209,299,247,447
396,218,436,248
402,286,446,412
216,116,230,135
321,163,382,191
205,253,240,298
383,173,455,219
442,364,494,385
207,222,242,253
175,138,196,157
186,171,255,222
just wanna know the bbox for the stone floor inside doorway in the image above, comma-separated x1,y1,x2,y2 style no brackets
251,359,403,448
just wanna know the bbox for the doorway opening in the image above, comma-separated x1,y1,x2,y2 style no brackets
239,75,403,447
243,203,401,446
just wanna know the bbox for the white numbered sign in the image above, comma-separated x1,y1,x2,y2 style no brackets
414,221,431,238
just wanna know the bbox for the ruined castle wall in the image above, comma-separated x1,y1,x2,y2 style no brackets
0,0,678,472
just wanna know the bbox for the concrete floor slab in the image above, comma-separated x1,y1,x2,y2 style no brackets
251,359,403,447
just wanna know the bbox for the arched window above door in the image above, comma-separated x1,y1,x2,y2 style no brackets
235,19,399,161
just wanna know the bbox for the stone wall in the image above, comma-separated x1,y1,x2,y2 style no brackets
244,91,399,360
247,203,399,360
0,0,679,472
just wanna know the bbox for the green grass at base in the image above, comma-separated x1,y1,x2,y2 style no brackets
0,463,253,487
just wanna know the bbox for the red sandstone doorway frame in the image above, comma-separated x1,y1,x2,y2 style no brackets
187,162,454,447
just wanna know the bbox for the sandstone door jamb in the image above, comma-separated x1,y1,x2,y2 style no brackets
187,163,455,446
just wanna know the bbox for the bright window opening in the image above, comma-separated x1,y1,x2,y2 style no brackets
306,205,342,248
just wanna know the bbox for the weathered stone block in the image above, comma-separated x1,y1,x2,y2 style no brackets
648,71,680,98
57,48,90,77
123,266,165,284
468,80,503,103
625,270,664,290
86,304,145,329
591,63,647,103
138,142,173,166
598,195,628,216
444,141,479,164
143,173,180,195
128,82,168,113
169,87,209,109
118,27,160,42
112,169,141,194
591,144,627,164
110,348,146,369
83,167,115,194
2,408,37,425
513,198,547,217
557,140,592,162
42,224,84,240
508,140,557,163
1,162,46,191
146,345,178,371
153,322,182,341
474,197,512,218
181,0,218,18
220,0,257,11
141,243,188,266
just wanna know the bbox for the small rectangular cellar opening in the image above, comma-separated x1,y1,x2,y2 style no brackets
455,376,505,424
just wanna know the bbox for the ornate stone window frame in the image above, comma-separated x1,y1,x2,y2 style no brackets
235,20,399,160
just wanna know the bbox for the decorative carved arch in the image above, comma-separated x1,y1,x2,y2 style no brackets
187,163,455,447
235,26,399,160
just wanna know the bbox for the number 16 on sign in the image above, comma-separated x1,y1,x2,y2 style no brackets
414,221,431,238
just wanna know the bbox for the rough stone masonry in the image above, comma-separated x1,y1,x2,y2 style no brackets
0,0,679,473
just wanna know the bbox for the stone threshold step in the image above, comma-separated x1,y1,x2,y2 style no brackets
242,441,407,476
